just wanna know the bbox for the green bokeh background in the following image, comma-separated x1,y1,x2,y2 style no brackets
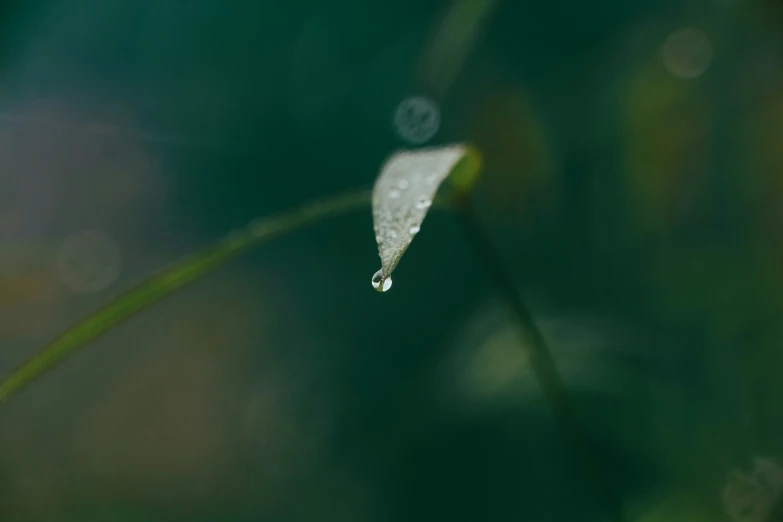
1,0,783,520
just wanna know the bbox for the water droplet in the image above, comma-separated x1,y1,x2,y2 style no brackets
397,179,409,190
409,225,420,234
415,197,432,209
389,230,398,239
371,269,392,292
389,189,401,199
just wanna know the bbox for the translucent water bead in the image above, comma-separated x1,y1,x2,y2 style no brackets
371,269,392,292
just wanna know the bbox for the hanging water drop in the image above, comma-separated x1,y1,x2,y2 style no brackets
415,197,432,209
371,269,392,292
389,189,401,199
409,225,420,234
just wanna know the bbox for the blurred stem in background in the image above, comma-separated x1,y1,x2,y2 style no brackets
423,1,627,519
457,194,628,522
415,0,499,98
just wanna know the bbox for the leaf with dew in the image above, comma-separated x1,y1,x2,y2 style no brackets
371,143,481,292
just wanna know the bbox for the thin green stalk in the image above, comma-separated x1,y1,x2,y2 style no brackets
455,195,628,522
0,189,372,405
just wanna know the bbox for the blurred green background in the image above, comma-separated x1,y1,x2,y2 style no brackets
2,0,783,520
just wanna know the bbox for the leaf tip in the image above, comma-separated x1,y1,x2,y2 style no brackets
445,144,482,196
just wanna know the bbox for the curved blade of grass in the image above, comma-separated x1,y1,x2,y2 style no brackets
0,189,371,405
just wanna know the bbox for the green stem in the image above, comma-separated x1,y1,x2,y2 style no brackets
455,196,628,522
0,189,372,405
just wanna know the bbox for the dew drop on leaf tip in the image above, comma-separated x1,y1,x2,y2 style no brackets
371,269,392,292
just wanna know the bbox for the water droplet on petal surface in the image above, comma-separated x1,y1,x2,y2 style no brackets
409,225,420,234
415,197,432,209
389,189,401,199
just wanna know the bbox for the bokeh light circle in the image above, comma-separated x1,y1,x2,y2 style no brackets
393,96,440,145
662,27,713,79
56,230,122,293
